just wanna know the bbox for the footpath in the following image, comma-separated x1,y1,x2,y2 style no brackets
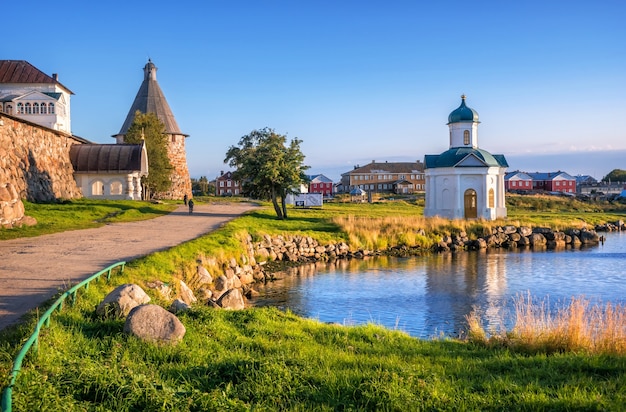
0,202,258,331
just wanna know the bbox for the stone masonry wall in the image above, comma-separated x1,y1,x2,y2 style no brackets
0,113,82,203
159,134,191,200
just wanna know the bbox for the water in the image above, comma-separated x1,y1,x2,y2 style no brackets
250,232,626,338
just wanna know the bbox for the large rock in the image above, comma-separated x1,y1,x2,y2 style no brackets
124,304,186,344
217,288,245,310
528,233,547,246
179,280,197,305
196,265,213,286
97,284,151,318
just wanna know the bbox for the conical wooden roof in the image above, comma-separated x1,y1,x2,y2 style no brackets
116,60,187,136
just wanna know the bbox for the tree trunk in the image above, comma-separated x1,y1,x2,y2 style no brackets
270,186,284,219
280,188,288,219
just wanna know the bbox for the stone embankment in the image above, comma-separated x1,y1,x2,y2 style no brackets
170,222,620,313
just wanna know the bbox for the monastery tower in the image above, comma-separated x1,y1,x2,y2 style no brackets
113,59,191,199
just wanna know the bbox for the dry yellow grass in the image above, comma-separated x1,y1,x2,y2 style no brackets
467,293,626,355
332,215,520,250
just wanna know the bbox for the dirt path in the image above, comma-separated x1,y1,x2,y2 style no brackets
0,202,258,331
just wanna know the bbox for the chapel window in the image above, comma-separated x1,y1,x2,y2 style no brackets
49,103,55,114
25,103,32,114
110,181,123,195
488,188,495,208
17,103,24,114
5,104,13,114
40,103,47,114
92,181,104,196
464,130,470,145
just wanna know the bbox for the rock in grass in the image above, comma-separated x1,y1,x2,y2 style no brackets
96,283,151,318
217,288,245,310
124,304,186,344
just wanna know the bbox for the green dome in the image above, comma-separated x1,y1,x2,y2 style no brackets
447,95,479,124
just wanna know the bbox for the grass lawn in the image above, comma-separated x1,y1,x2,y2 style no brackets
1,194,625,410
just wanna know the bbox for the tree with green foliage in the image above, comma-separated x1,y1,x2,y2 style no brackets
602,169,626,183
124,111,173,199
225,127,309,219
191,176,212,196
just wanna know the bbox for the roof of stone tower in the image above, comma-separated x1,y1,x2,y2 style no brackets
116,59,187,136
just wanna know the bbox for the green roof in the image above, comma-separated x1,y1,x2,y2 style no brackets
447,95,479,124
424,147,508,169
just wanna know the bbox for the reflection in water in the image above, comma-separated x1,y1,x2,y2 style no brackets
251,233,626,339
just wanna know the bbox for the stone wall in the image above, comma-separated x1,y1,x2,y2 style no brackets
158,134,191,200
0,113,82,202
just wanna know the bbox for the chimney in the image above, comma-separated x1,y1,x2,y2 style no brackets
220,171,224,176
52,73,58,81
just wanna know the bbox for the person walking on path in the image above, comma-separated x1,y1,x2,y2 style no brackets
183,194,188,206
0,202,258,331
188,199,194,214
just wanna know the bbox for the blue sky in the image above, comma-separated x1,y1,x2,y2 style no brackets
4,1,625,181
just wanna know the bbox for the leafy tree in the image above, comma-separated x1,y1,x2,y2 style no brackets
225,128,309,219
602,169,626,183
124,111,173,199
191,176,212,196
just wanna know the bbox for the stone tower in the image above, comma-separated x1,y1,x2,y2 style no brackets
113,59,191,199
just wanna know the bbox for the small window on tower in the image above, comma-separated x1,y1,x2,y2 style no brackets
464,130,470,145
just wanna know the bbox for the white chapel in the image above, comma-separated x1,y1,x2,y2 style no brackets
423,96,508,220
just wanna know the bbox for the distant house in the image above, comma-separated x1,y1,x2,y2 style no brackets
505,171,533,192
307,174,334,197
216,171,241,196
575,175,597,185
527,171,576,193
340,161,425,195
0,60,73,134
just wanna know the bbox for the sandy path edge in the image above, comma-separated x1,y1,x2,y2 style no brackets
0,202,258,330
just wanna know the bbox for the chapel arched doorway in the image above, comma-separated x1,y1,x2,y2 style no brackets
464,189,477,218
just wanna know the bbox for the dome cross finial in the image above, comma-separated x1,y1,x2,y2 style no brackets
461,94,467,100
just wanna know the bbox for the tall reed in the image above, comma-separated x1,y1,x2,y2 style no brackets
466,293,626,355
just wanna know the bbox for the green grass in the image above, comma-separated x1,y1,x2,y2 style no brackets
2,194,626,410
0,199,178,240
3,300,625,411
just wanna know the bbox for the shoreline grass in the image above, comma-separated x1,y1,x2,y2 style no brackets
467,294,626,356
1,194,626,410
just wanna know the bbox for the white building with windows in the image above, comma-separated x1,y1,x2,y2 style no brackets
0,60,72,134
424,96,508,220
69,143,148,200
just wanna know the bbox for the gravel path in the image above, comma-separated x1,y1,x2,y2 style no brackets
0,202,258,330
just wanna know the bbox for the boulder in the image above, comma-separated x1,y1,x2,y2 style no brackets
217,288,245,310
529,233,547,246
170,299,191,314
124,304,186,344
179,280,197,305
196,265,213,286
518,226,533,237
97,284,151,318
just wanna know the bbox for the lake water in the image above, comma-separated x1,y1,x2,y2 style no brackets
250,232,626,339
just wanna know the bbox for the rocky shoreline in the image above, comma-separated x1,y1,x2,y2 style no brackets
156,221,622,312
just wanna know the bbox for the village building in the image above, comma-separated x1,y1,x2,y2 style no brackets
504,171,534,192
526,171,576,194
0,60,73,134
424,96,508,220
307,174,334,197
113,60,191,200
340,161,425,195
215,171,241,196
